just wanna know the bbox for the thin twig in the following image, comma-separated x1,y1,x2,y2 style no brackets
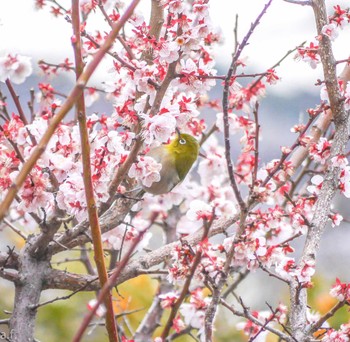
5,79,28,125
308,300,348,334
3,219,27,240
252,101,260,186
222,270,249,299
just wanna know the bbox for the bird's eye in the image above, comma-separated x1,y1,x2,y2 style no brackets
179,138,186,145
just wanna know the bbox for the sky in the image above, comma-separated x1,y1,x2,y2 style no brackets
0,0,349,96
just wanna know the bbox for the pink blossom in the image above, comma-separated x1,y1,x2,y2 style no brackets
294,41,320,69
331,154,348,168
321,23,339,41
0,54,32,84
307,175,324,195
142,113,177,144
309,137,331,164
158,39,180,63
159,292,179,309
179,303,206,331
322,329,349,342
128,156,162,188
329,213,343,227
84,87,100,107
186,199,213,222
237,311,271,341
329,278,350,301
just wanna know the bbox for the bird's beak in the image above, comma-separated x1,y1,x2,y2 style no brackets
175,127,182,139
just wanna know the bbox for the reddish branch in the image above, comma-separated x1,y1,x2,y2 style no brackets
71,0,118,340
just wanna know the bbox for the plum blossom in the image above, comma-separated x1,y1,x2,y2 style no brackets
56,172,87,221
227,237,267,270
179,303,206,339
128,156,162,188
321,23,339,41
309,137,331,164
329,212,343,227
176,58,216,94
307,175,324,195
158,39,180,63
0,54,32,84
141,113,177,145
295,41,320,69
159,292,179,309
295,259,316,283
338,164,350,198
322,330,349,342
186,199,213,223
329,278,350,301
11,167,55,214
84,87,100,107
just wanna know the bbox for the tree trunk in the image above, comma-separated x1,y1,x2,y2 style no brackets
9,239,50,342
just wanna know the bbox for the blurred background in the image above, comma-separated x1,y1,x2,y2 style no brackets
0,0,350,341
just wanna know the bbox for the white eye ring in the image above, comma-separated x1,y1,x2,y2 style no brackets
179,138,186,145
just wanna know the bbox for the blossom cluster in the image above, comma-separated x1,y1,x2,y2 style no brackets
295,5,350,68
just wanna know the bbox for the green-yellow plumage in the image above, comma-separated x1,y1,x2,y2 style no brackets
143,133,200,195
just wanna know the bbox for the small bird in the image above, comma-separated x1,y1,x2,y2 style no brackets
143,130,200,195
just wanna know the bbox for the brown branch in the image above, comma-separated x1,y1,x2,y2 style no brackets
71,0,117,340
5,79,28,125
0,0,141,222
262,107,323,187
29,277,98,310
5,79,37,146
3,219,27,240
308,300,348,334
